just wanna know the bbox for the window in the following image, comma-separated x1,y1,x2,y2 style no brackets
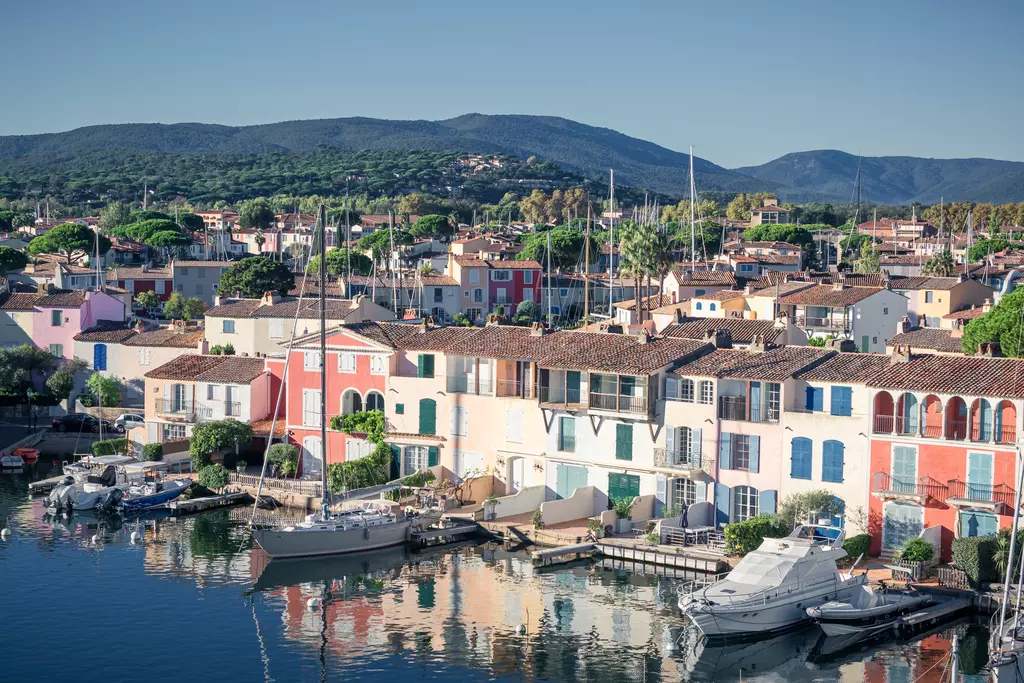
163,424,186,440
883,307,889,315
369,355,386,375
524,271,533,284
404,446,429,475
197,269,205,278
731,434,751,470
720,432,760,472
473,288,483,303
49,344,63,357
680,378,694,402
608,473,640,503
417,353,435,378
740,264,754,272
699,380,714,405
338,352,356,373
559,288,569,297
558,416,575,452
830,386,853,416
225,386,237,415
925,291,934,303
673,478,699,510
466,308,482,322
805,386,824,411
269,320,284,339
180,267,189,276
615,423,633,460
791,437,812,480
222,320,235,334
710,303,717,311
418,398,437,435
93,344,107,371
469,270,480,285
694,289,706,296
822,440,845,482
523,290,534,302
732,486,759,522
51,309,63,327
196,284,204,295
138,348,151,366
433,288,443,303
695,302,703,311
395,403,404,415
492,270,511,281
207,385,216,400
365,391,384,412
450,405,468,437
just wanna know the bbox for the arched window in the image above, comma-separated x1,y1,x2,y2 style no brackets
822,440,845,483
695,302,703,311
790,437,812,480
93,343,107,371
946,397,968,440
897,393,918,435
732,485,759,522
996,400,1017,443
923,395,943,438
710,303,717,311
680,378,695,402
342,389,363,415
365,391,384,413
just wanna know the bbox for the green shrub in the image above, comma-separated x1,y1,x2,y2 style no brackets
198,464,230,491
843,534,871,560
897,537,934,563
141,443,164,462
533,509,544,529
612,497,635,519
951,535,1000,586
91,437,129,456
223,343,235,355
78,394,95,407
724,514,790,555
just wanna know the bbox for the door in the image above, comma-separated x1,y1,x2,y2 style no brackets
566,371,581,403
960,509,998,538
891,446,918,493
511,458,525,494
555,463,587,500
861,335,869,352
301,436,323,480
967,451,994,501
882,501,923,549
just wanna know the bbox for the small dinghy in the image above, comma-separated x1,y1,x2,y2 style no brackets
806,584,932,636
117,478,192,512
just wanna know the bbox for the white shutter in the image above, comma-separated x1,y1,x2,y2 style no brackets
147,422,158,443
690,427,703,465
694,480,708,503
506,404,523,443
665,426,677,460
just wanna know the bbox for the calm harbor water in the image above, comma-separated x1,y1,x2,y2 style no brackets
0,468,990,682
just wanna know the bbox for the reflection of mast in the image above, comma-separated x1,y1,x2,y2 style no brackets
249,596,274,683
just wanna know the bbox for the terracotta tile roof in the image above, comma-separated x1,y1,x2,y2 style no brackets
394,326,480,352
889,276,963,291
943,306,988,321
73,320,136,343
251,299,365,321
0,292,45,310
287,282,347,298
756,253,801,265
441,325,549,361
613,293,674,311
674,346,833,380
880,255,927,265
203,299,263,318
695,289,746,302
794,353,892,383
868,354,1024,398
662,318,782,345
36,290,86,307
670,269,737,286
780,285,884,307
171,260,236,269
250,417,286,437
291,321,425,350
145,355,265,383
538,332,709,375
342,274,459,287
747,281,818,297
107,266,172,280
383,432,447,443
649,300,691,316
886,327,964,354
124,327,203,348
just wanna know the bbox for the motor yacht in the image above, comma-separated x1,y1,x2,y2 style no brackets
679,524,865,639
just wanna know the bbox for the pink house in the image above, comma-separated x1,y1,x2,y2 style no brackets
30,289,126,360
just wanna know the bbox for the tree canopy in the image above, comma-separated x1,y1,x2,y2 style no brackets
163,292,208,320
962,287,1024,356
517,228,597,269
189,419,253,468
741,223,821,246
308,247,373,276
237,198,275,230
411,214,454,240
128,210,172,224
98,201,131,232
27,223,110,263
217,255,294,297
0,246,28,273
968,238,1014,263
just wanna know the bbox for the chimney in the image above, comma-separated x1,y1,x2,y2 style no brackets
897,315,914,335
749,333,768,353
951,320,964,339
134,319,147,333
420,317,430,333
198,338,209,354
744,284,754,296
983,298,992,314
826,338,857,352
214,294,222,307
703,328,733,349
675,309,686,324
529,322,547,337
832,282,845,291
891,344,912,364
978,342,1003,358
635,328,650,345
260,291,281,306
36,282,47,294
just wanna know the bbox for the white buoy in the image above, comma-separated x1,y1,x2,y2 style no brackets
307,597,322,610
130,531,142,544
515,624,527,636
91,534,99,544
1,528,10,540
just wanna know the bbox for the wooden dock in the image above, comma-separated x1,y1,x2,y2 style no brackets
598,542,729,573
411,518,486,549
532,543,596,566
169,491,250,515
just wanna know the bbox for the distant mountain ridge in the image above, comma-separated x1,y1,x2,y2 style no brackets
1,115,1023,203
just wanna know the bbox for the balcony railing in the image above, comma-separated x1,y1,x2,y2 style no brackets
653,448,712,472
946,419,967,440
446,376,493,396
873,414,1014,444
154,399,195,420
946,479,1015,507
589,392,647,414
496,379,533,399
538,384,581,405
718,396,780,423
224,401,241,417
872,472,948,500
997,426,1018,444
796,315,848,331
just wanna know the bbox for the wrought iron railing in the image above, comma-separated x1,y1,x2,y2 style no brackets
154,399,194,419
446,376,493,395
653,448,712,472
946,479,1016,506
718,396,746,421
871,472,948,499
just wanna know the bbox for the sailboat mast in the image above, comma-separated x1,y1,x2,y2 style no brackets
689,146,696,271
317,205,329,515
545,230,552,325
608,170,615,315
583,205,591,323
389,211,398,315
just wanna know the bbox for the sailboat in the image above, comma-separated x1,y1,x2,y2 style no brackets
250,205,429,560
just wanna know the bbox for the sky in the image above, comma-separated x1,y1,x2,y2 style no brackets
1,0,1022,168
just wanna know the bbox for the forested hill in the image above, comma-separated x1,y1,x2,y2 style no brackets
734,149,1024,204
0,114,767,196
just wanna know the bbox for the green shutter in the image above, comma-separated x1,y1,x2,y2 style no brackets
389,445,401,480
418,354,434,378
427,446,439,467
419,398,436,435
417,354,425,378
395,403,404,415
615,424,633,461
609,473,640,502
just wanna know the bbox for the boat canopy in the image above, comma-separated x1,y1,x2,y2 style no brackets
726,552,797,587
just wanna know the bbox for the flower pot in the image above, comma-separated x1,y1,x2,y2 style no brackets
616,518,633,534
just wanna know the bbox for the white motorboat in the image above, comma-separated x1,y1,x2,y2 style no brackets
63,454,136,476
1,453,24,468
679,524,866,640
806,585,932,636
45,466,125,511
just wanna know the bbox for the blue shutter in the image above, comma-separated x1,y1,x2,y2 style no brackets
759,489,777,515
750,382,761,422
715,483,731,526
748,435,760,474
822,440,845,483
791,437,812,480
719,432,732,470
805,386,815,410
806,386,823,411
94,344,107,371
831,387,852,416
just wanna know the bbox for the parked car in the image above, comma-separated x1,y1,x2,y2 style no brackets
113,413,145,433
51,414,115,434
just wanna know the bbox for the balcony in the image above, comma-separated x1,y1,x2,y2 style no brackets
873,413,1015,444
496,379,533,399
446,375,493,396
589,392,647,415
871,472,948,502
718,396,780,423
538,383,582,406
997,426,1018,444
154,399,195,422
946,479,1015,511
653,448,712,474
795,315,849,332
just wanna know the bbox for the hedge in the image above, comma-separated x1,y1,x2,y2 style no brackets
141,443,164,462
92,438,129,457
843,534,871,560
951,535,999,586
898,537,934,563
723,514,790,555
198,464,230,491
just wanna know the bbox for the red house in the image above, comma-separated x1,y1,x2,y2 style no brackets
449,255,542,321
107,265,174,301
867,348,1021,560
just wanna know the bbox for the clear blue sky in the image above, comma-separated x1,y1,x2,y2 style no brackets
1,0,1021,167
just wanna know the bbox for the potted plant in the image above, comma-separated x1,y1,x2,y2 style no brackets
484,493,500,521
236,459,248,474
612,498,635,534
587,517,603,540
532,509,544,529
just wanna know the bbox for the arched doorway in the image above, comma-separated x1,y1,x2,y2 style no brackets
996,400,1017,443
946,397,967,440
922,395,943,438
971,398,993,441
897,393,918,435
874,391,895,433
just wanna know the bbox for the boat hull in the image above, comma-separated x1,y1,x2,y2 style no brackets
251,520,413,559
46,484,122,511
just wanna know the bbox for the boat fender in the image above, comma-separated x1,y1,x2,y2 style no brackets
130,531,142,544
91,534,99,544
1,528,10,540
514,624,527,636
307,598,321,610
364,528,370,540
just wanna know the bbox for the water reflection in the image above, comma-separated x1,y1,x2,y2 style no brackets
0,474,995,682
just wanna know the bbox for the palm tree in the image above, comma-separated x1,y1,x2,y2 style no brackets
923,248,955,276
